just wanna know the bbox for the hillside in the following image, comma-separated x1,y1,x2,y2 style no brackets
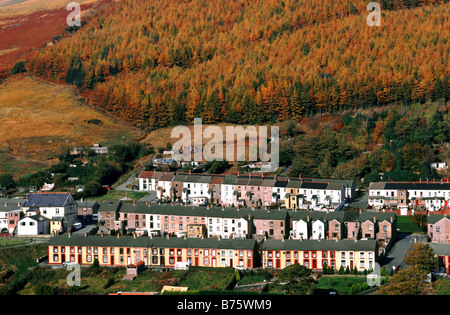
25,0,449,129
0,0,111,76
0,74,142,178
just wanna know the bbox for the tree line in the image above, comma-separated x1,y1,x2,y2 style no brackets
25,0,449,129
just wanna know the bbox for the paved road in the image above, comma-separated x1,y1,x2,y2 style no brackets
381,233,428,272
115,173,138,191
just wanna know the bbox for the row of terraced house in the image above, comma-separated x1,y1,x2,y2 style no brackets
368,179,450,214
138,171,356,211
96,201,397,255
48,233,382,272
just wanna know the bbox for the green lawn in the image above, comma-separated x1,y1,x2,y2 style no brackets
316,276,368,295
433,278,450,295
396,215,426,234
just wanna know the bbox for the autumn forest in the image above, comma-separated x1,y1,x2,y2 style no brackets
25,0,449,130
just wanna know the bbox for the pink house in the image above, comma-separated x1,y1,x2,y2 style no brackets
428,215,450,243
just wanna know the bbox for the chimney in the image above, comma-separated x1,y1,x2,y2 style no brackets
84,232,88,237
101,231,104,237
133,200,136,206
117,231,120,238
133,232,137,239
167,234,170,239
248,213,251,221
68,231,71,238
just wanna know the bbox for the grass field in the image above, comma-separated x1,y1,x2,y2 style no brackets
0,75,142,178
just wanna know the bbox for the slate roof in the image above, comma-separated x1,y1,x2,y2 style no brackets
21,215,49,222
427,215,450,225
371,181,450,190
23,193,72,208
0,198,25,212
222,175,237,185
48,234,258,250
429,243,450,256
262,239,377,251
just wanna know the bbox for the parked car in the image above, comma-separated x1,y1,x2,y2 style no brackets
72,222,83,230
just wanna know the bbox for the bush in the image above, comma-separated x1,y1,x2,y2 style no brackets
103,276,115,289
10,61,27,75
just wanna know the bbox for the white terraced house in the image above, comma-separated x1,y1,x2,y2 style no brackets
368,180,450,213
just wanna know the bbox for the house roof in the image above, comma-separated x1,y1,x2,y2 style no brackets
23,193,72,208
138,171,154,179
158,172,176,181
222,175,237,185
273,180,289,188
20,215,49,222
427,215,450,225
262,239,377,251
0,198,25,212
370,181,450,190
48,235,258,250
209,176,225,185
98,201,122,214
429,243,450,256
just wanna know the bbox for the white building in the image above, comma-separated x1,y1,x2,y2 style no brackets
311,219,326,240
17,215,49,236
221,175,237,206
207,214,250,239
22,193,77,232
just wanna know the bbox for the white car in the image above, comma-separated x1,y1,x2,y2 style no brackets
72,222,82,230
